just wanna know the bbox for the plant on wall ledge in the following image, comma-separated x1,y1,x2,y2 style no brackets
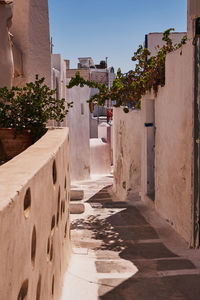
0,75,73,163
67,28,187,112
0,75,72,142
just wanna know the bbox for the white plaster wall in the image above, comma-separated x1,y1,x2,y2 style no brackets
147,32,186,57
90,116,98,138
98,122,111,143
11,0,51,86
90,138,111,176
143,42,194,244
51,54,66,98
98,122,113,164
0,3,14,88
113,107,142,201
51,54,67,127
66,82,91,182
141,94,156,205
0,128,71,299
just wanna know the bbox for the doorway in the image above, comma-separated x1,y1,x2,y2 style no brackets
145,100,155,201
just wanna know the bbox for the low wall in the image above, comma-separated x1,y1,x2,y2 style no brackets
113,107,142,201
90,138,111,175
0,128,71,299
98,122,113,163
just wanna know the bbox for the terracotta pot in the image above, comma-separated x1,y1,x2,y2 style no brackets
0,128,32,162
89,102,94,113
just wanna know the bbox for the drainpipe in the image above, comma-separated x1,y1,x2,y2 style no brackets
145,34,148,49
193,18,200,247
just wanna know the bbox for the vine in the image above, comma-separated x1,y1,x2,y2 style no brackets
67,29,187,112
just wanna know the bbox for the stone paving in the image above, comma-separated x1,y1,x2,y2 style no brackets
61,174,200,300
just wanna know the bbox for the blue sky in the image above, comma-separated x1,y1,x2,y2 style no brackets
49,0,187,73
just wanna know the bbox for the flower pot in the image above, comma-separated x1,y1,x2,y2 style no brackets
0,128,32,162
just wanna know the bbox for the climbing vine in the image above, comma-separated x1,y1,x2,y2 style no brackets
67,29,187,112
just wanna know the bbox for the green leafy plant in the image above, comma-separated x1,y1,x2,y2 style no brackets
0,75,72,141
67,29,187,112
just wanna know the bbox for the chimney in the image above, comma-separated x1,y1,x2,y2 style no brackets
65,60,70,70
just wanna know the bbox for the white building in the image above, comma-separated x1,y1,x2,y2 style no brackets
145,32,186,56
66,57,114,181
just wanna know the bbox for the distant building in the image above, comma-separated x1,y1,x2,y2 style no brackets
66,57,115,121
51,54,67,126
65,57,114,181
66,57,115,87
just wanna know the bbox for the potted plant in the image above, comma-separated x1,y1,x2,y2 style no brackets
0,75,71,162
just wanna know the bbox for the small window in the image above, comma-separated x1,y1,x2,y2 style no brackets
81,103,84,115
196,18,200,36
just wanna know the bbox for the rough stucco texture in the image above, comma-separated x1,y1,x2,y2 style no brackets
0,128,71,299
113,107,142,201
11,0,51,86
154,42,193,244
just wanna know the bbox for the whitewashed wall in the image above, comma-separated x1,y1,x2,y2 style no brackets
11,0,51,86
66,83,91,182
51,54,67,127
141,41,194,244
113,107,142,201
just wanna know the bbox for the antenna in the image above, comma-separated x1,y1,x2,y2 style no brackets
105,57,108,67
50,37,54,54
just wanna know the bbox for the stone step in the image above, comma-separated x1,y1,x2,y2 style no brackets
70,189,84,201
70,203,85,214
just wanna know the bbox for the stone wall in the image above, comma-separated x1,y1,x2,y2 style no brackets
113,107,142,201
0,128,71,299
66,69,90,80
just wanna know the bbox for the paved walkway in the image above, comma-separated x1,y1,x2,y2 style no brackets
61,175,200,300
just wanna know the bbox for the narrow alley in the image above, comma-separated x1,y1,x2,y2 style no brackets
61,175,200,300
